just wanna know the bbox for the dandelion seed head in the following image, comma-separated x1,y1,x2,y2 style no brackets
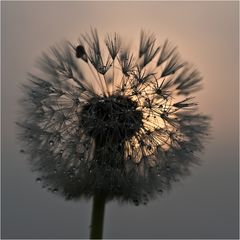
18,29,210,204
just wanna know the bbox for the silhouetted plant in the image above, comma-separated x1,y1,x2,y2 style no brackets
18,29,210,239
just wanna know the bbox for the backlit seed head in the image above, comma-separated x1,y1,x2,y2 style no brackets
18,29,210,205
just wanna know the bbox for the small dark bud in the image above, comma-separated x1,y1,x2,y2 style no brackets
76,45,88,62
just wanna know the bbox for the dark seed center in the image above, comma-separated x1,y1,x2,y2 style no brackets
80,95,143,144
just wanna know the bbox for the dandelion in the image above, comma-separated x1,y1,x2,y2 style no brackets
18,29,210,239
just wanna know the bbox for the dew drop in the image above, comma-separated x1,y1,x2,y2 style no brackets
52,188,58,193
49,140,54,146
133,199,139,206
36,177,42,183
68,172,74,178
147,145,152,150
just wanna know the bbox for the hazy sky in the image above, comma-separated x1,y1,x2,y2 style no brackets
2,1,239,239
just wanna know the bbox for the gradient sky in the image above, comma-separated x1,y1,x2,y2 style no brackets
1,1,239,239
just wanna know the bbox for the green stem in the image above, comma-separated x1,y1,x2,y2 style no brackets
90,192,106,239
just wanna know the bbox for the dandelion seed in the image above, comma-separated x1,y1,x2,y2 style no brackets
105,33,121,60
157,39,177,66
161,52,185,77
139,31,160,68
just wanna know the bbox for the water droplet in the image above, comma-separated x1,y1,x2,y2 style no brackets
75,98,80,105
49,140,54,146
147,145,152,150
68,172,74,178
133,199,139,206
36,177,41,183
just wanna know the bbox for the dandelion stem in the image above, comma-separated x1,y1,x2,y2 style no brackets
90,192,106,239
112,59,115,94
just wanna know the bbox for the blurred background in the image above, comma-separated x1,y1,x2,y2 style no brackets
1,1,239,239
